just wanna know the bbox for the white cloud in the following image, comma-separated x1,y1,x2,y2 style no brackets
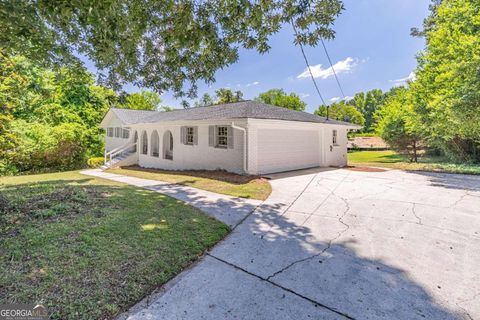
330,97,341,102
344,96,354,101
246,81,260,87
389,72,416,84
300,93,310,98
297,57,358,80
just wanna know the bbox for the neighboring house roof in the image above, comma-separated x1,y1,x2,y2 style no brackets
105,101,361,128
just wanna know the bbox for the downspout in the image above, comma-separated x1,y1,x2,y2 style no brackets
231,122,247,174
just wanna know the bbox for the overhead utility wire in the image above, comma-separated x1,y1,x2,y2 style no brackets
291,22,328,118
320,38,346,99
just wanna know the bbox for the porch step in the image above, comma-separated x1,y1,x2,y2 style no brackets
102,151,135,170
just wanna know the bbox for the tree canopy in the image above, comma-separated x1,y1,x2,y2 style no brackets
215,88,244,104
0,54,169,174
118,90,161,111
348,89,385,132
375,88,422,162
408,0,480,161
315,101,365,126
255,89,306,111
1,0,343,97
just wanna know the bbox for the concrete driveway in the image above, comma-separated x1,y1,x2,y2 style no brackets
118,168,480,320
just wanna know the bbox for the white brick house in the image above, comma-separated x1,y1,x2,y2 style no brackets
100,101,361,175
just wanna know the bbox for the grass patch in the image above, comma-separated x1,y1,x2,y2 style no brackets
0,171,229,319
348,150,480,175
106,166,272,200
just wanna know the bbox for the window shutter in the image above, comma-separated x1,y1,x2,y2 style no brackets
180,126,186,144
193,126,198,145
208,126,215,147
227,126,234,149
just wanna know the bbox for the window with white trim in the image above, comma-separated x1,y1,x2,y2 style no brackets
216,126,228,148
115,127,121,138
332,129,338,145
185,127,194,145
107,128,113,137
122,128,129,139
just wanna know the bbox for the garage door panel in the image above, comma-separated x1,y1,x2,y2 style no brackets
257,129,319,174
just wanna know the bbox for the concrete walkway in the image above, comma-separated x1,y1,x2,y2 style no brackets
80,169,262,227
82,168,480,320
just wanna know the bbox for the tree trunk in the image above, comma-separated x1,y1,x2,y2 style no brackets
412,140,418,163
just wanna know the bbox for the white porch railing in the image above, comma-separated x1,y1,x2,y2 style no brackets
104,142,137,168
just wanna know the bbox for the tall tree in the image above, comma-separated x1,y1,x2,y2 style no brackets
255,89,306,111
375,88,422,162
118,90,161,111
1,1,343,96
0,54,117,174
409,0,480,162
194,93,215,107
215,88,243,104
315,101,365,126
349,89,385,132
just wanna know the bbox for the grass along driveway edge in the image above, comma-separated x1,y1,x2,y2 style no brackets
348,150,480,175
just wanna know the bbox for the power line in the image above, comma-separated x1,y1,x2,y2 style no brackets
291,22,327,109
320,38,346,99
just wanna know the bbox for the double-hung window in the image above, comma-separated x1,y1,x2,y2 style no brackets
186,127,194,145
107,128,113,137
216,126,228,148
115,127,121,138
122,128,129,139
332,130,338,145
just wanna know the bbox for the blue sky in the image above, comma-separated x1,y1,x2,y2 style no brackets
84,0,430,113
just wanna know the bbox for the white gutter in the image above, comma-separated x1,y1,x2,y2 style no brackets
231,122,247,174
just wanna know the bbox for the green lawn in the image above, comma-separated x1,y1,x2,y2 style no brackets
348,150,480,175
0,171,229,319
107,167,272,200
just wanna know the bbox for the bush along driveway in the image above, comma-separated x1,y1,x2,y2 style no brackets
0,171,230,319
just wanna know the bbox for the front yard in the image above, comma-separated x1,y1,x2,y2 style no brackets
107,166,272,200
0,171,229,319
348,150,480,175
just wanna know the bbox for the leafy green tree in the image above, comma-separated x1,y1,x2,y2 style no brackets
255,89,306,111
375,88,422,162
0,54,117,174
159,106,175,112
315,101,365,126
349,89,385,132
194,93,215,107
8,120,87,173
215,88,243,104
2,1,343,96
118,91,161,111
409,0,480,162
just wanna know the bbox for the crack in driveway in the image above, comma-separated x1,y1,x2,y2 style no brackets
266,193,352,281
207,253,355,320
411,202,422,225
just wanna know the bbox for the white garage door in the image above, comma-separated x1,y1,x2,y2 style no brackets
256,129,320,174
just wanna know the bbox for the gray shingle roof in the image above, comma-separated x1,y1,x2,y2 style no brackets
110,108,158,125
110,101,360,127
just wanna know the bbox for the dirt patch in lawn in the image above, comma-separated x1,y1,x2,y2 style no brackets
0,183,113,237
